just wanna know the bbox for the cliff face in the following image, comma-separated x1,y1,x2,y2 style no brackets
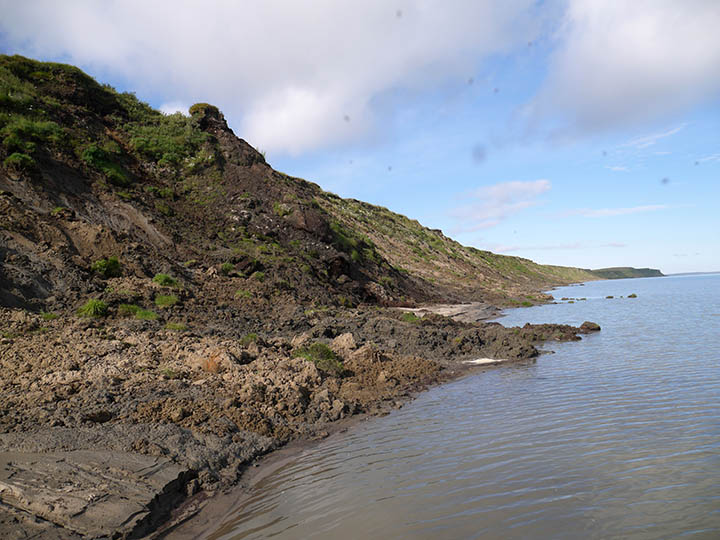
0,54,597,315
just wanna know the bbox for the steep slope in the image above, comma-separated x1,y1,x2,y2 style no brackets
0,54,596,315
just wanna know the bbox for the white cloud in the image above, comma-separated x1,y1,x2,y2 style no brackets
698,153,720,163
563,204,668,218
159,101,189,116
623,124,686,149
605,165,628,172
451,179,551,232
528,1,720,135
0,0,540,155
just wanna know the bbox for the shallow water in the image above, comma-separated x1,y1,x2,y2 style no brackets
207,274,720,539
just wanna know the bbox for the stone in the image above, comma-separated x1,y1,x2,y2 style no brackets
580,321,601,332
331,332,357,356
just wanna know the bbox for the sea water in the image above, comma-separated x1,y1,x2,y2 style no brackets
205,274,720,539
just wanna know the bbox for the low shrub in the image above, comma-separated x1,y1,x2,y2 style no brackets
3,152,35,171
82,144,131,187
294,342,345,377
41,311,59,321
77,299,108,318
91,256,121,278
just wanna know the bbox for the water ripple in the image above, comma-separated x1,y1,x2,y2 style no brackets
208,275,720,540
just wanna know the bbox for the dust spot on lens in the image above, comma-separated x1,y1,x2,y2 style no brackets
471,144,486,164
388,166,392,172
661,177,670,185
396,9,402,18
343,115,350,123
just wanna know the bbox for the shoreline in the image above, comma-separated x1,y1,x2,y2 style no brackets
0,300,600,539
160,355,526,539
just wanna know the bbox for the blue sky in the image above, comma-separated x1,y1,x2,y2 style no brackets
1,1,718,273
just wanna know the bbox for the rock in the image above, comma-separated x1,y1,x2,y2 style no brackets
580,321,601,332
331,332,357,356
291,332,311,349
170,407,188,422
314,388,330,403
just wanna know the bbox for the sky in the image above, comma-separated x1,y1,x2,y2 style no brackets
1,0,718,274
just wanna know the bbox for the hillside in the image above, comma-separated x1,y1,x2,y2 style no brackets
0,55,605,538
590,267,664,279
0,54,597,316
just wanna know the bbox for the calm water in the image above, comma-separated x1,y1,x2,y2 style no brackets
207,274,720,539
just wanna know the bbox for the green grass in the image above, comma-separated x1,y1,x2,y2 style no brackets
91,256,121,278
329,220,381,265
400,311,420,323
40,311,59,321
3,152,35,171
82,144,131,187
165,322,187,331
152,273,178,287
273,201,292,217
240,333,258,346
220,262,234,275
234,289,252,299
293,342,344,377
135,308,158,320
77,299,108,318
118,303,158,320
126,111,209,167
155,294,179,308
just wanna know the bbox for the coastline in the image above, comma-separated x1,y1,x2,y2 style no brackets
0,298,600,539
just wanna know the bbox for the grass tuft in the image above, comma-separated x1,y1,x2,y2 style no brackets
77,299,108,318
293,342,345,377
155,294,179,308
152,273,178,287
